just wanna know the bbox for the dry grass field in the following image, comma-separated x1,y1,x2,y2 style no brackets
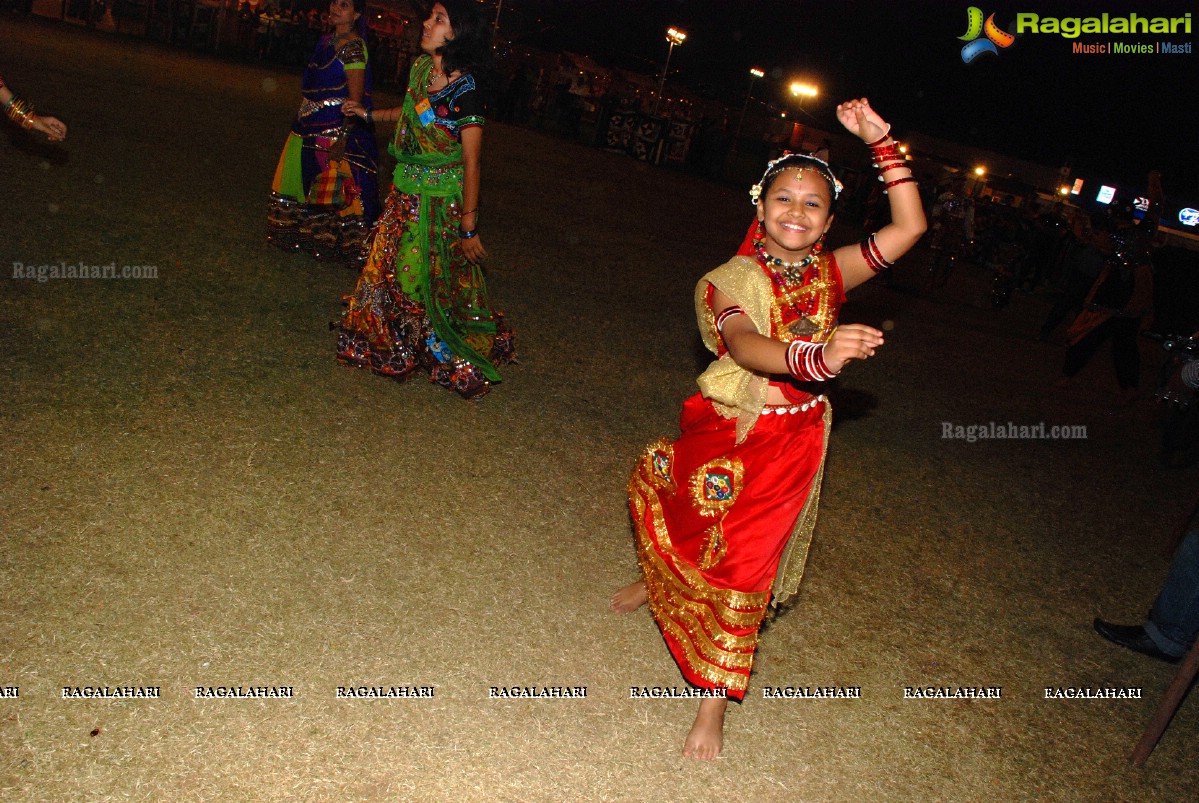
2,13,1197,802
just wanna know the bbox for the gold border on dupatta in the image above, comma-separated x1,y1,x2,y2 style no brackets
770,400,833,607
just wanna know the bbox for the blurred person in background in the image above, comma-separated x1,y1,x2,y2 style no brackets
267,0,379,262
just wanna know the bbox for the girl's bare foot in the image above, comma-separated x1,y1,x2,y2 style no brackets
609,580,647,614
682,697,727,760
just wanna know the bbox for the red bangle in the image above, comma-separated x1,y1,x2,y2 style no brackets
715,305,744,335
869,234,892,268
785,339,837,381
864,127,892,148
883,176,918,190
860,233,895,273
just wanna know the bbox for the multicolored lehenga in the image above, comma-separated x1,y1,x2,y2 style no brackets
628,253,844,700
335,55,515,399
268,34,379,263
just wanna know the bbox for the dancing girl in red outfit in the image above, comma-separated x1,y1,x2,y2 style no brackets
612,99,927,759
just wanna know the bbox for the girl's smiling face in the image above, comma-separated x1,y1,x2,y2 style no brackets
756,168,835,260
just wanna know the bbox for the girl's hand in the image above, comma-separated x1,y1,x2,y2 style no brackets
835,98,890,144
341,100,366,119
460,233,487,264
32,115,66,142
823,323,884,374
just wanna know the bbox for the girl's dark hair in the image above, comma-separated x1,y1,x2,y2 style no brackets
438,0,492,78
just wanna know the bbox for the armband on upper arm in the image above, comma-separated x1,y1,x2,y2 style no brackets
859,233,895,274
714,306,744,335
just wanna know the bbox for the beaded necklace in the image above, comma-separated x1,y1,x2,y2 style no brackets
756,246,817,286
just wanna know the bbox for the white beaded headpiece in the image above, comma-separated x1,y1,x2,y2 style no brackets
749,152,843,204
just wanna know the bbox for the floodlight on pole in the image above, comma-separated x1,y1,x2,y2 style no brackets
654,27,687,115
733,67,765,149
789,82,818,99
788,81,819,125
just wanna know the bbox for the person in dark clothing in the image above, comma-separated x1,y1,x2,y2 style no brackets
1059,203,1154,403
1039,212,1107,341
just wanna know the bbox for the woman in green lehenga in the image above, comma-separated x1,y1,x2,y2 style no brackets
337,0,514,399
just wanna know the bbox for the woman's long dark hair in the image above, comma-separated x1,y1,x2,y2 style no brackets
437,0,492,78
348,0,373,110
352,0,369,40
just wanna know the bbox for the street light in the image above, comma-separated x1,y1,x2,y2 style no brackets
654,27,687,115
789,82,818,100
786,82,818,149
786,81,815,117
732,67,765,150
973,166,987,197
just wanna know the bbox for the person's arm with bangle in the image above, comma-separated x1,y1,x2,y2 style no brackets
458,124,485,263
344,101,399,124
0,76,67,141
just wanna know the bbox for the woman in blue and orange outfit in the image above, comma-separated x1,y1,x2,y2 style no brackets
337,0,513,399
267,0,379,262
612,100,927,760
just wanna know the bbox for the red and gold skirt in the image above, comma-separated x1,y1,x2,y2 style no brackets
628,392,827,700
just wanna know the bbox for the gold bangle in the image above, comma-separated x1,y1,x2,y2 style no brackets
5,96,26,122
5,97,35,130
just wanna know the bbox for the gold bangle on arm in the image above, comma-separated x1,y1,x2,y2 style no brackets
5,96,36,130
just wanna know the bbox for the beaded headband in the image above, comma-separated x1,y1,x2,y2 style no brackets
749,153,843,204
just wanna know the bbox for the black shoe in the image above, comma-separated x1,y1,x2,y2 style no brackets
1093,619,1181,664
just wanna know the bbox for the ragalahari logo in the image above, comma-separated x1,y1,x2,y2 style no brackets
959,7,1016,62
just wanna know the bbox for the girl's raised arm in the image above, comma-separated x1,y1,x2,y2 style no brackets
832,99,927,291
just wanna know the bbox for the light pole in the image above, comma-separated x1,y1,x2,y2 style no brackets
653,27,687,116
973,165,987,197
786,82,818,150
733,67,764,148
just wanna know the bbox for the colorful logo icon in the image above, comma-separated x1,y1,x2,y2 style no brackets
959,7,1016,63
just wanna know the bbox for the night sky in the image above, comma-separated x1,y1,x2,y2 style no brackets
494,0,1194,198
